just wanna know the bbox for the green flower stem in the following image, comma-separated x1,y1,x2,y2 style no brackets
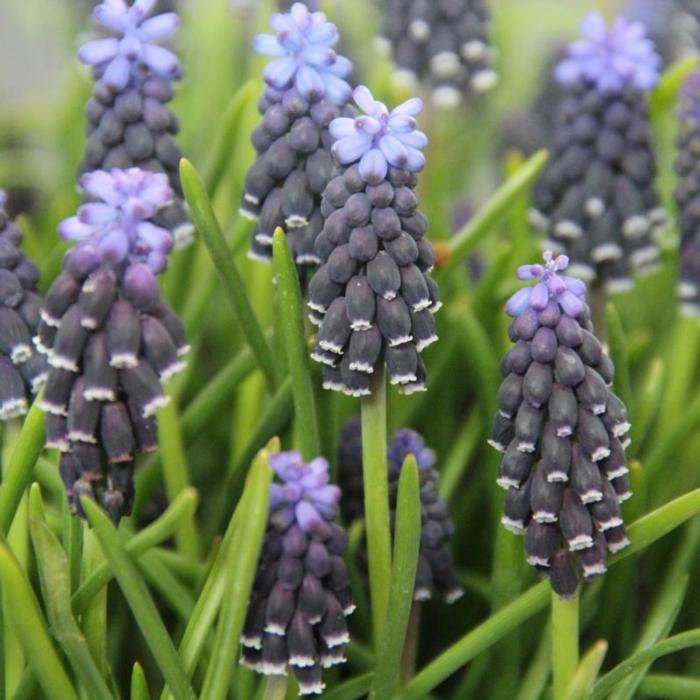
81,526,108,675
0,399,45,536
397,485,700,699
82,499,196,700
180,158,277,394
552,591,579,700
72,488,198,614
361,368,392,646
272,228,320,460
442,149,549,277
156,398,200,560
0,542,78,700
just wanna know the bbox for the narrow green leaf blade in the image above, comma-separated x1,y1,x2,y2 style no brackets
444,149,548,275
272,228,320,459
0,542,78,700
639,673,700,699
562,640,608,700
82,498,196,700
131,663,152,700
0,398,46,535
203,79,259,195
605,303,632,410
179,157,277,393
29,503,114,700
370,456,421,699
199,447,272,700
72,488,199,614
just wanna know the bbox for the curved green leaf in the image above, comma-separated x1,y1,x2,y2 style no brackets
370,456,421,699
82,498,196,700
180,157,277,393
272,228,320,460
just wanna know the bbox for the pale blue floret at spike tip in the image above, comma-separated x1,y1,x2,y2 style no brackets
79,0,181,92
555,11,661,94
330,86,428,184
253,2,352,106
506,252,587,319
59,168,175,275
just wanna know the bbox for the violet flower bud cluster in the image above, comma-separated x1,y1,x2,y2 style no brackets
674,71,700,317
530,12,665,292
78,0,192,244
241,452,353,696
491,253,631,598
241,2,354,265
37,169,188,522
309,86,439,396
0,192,47,420
337,419,463,603
378,0,497,108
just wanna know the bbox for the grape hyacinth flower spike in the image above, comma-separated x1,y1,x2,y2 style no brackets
241,452,353,696
674,71,700,316
78,0,193,245
530,12,665,292
241,2,354,265
490,253,632,598
37,168,188,522
309,85,440,396
0,192,47,419
378,0,497,108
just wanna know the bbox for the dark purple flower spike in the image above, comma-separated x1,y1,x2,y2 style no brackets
492,253,632,598
241,3,354,265
530,12,666,292
309,85,439,396
674,70,700,317
79,0,192,245
337,419,463,603
241,452,353,696
0,191,47,419
37,168,188,523
378,0,497,108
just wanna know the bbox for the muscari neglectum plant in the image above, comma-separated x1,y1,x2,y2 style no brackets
4,1,700,700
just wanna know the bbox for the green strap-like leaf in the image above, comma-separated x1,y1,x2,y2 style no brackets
180,158,277,393
395,485,700,699
0,399,46,536
203,79,259,196
605,303,632,410
0,541,78,700
443,149,548,276
28,489,114,700
370,456,421,699
82,498,196,700
562,640,608,700
323,674,373,700
130,663,152,700
272,228,320,460
72,488,198,614
638,673,700,699
198,448,272,700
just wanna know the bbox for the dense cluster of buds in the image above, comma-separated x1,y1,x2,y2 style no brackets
241,3,354,265
530,13,665,292
491,253,631,597
78,0,192,244
241,452,353,696
337,419,462,603
309,86,439,396
37,169,188,522
0,192,47,420
674,71,700,316
378,0,497,108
